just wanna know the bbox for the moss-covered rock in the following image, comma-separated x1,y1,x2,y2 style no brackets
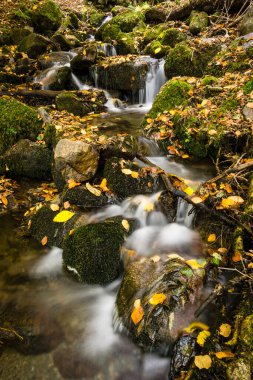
41,66,71,91
104,157,163,198
62,185,109,208
30,206,78,247
116,256,205,353
18,33,54,59
1,139,52,180
55,91,106,116
51,33,73,51
145,6,167,25
165,41,219,78
0,72,26,85
158,28,187,48
143,40,170,58
0,97,42,154
189,10,209,35
29,0,63,35
70,44,99,75
63,217,130,284
144,79,191,122
107,10,144,33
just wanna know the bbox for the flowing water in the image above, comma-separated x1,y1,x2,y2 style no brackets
1,49,216,379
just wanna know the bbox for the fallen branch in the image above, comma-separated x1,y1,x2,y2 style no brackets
205,160,253,184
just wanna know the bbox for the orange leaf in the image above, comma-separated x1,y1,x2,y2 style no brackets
215,351,235,359
219,323,231,338
232,252,242,262
41,236,48,246
149,293,166,305
0,196,8,206
131,300,144,325
68,179,81,189
208,234,216,243
221,196,244,209
64,201,71,209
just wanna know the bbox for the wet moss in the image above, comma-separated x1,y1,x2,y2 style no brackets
0,97,42,154
145,79,191,122
29,0,63,35
62,185,109,208
63,217,129,284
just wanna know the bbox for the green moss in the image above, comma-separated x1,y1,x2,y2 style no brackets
18,33,51,59
62,185,108,208
116,32,138,55
89,11,105,27
56,92,90,116
143,23,167,45
158,28,186,47
189,10,209,35
0,97,42,154
201,75,218,86
144,40,170,58
243,78,253,95
63,217,128,284
112,10,144,33
145,79,191,121
30,0,62,35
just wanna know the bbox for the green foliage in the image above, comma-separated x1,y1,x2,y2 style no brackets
243,78,253,95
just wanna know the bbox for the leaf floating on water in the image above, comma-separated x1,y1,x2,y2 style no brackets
197,330,211,346
122,219,130,231
53,210,75,223
149,293,166,305
208,234,216,243
194,355,212,369
86,183,101,197
41,236,48,246
68,179,81,189
184,321,209,333
131,299,144,325
215,351,235,359
50,204,60,211
219,323,231,338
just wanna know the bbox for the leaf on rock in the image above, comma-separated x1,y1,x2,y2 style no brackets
131,299,144,325
215,351,235,359
53,210,75,223
121,168,132,175
149,293,166,305
86,183,101,197
100,178,109,191
50,204,60,211
68,179,81,189
191,196,203,204
154,47,162,54
184,186,194,196
144,202,154,212
194,355,212,369
219,323,231,338
186,259,207,269
197,330,211,346
0,196,8,206
221,196,244,208
131,171,139,179
122,219,130,231
41,236,48,246
184,321,209,333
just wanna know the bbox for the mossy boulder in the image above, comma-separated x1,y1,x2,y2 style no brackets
144,79,191,122
29,0,63,35
116,256,205,354
51,33,73,51
144,40,170,58
0,97,42,154
158,28,187,48
55,91,106,116
104,157,163,198
18,33,55,59
189,11,209,35
63,217,130,284
99,135,138,161
62,185,109,208
105,10,144,34
70,44,99,75
30,206,78,247
0,72,26,85
165,41,219,78
145,6,167,25
1,139,52,180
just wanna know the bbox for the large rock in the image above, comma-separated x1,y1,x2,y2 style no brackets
55,90,106,116
1,139,52,180
189,10,209,35
53,139,99,190
18,33,55,59
239,5,253,36
0,97,42,154
145,6,167,24
29,0,63,35
62,185,109,208
116,256,205,354
35,66,71,91
63,217,131,284
70,43,103,75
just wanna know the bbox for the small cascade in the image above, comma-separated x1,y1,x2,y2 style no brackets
98,14,113,28
138,57,167,106
138,137,161,156
176,198,195,228
98,43,117,57
71,73,92,90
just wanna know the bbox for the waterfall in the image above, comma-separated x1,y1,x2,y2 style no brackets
138,137,161,156
71,73,92,90
176,198,195,228
98,43,117,57
98,14,113,28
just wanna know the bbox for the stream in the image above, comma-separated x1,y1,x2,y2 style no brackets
1,38,215,379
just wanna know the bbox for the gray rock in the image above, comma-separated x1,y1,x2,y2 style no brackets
53,139,99,190
243,103,253,120
239,5,253,36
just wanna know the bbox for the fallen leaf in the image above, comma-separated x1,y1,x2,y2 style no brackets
53,210,75,223
64,201,71,209
208,129,217,136
100,178,109,191
68,179,81,189
149,293,166,305
221,196,244,208
0,196,8,206
208,234,216,243
215,351,235,359
191,196,203,204
184,186,194,196
197,330,211,346
194,355,212,369
86,182,101,197
131,171,139,179
186,259,207,269
121,168,132,175
50,204,60,211
219,323,231,338
144,202,154,212
184,321,209,333
69,229,75,235
154,47,162,54
232,251,242,262
122,219,130,231
41,236,48,246
131,300,144,325
150,255,160,263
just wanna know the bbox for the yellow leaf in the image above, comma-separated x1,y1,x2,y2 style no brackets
194,355,212,369
100,178,109,191
215,351,235,359
121,168,132,175
146,118,153,124
131,300,144,325
154,47,162,54
208,234,216,243
197,330,211,346
184,186,194,196
149,293,166,305
122,219,130,231
219,323,231,338
191,196,203,204
144,202,154,212
184,321,209,333
246,102,253,109
53,210,75,223
186,259,207,269
68,179,81,189
131,171,139,179
182,154,189,159
248,262,253,268
221,196,244,208
69,229,75,235
86,182,101,197
188,89,194,96
41,236,48,246
50,204,60,211
208,129,217,136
